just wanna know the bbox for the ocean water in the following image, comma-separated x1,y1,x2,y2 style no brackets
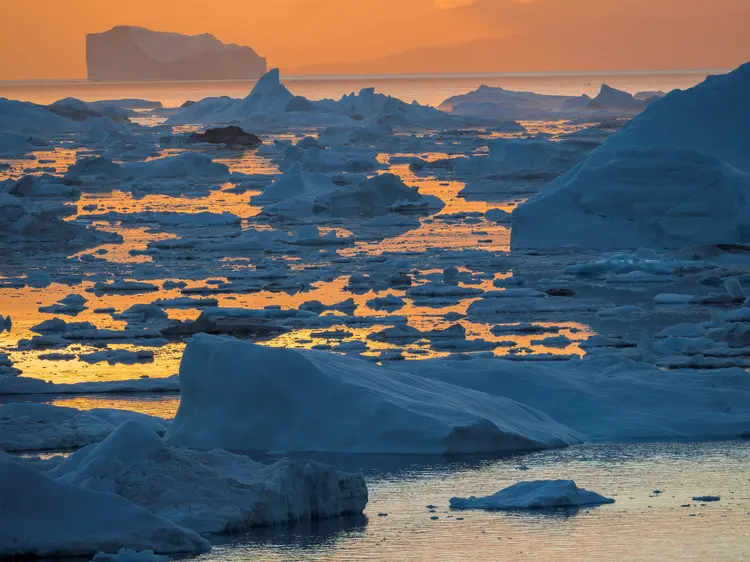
2,69,749,561
203,440,750,561
0,69,715,107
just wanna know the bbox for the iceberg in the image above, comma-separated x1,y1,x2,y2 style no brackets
86,26,266,81
164,334,581,454
49,421,368,534
512,62,750,250
439,83,644,120
449,480,614,510
170,68,457,130
0,461,210,558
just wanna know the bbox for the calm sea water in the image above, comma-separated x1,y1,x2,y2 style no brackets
0,70,716,107
3,68,747,561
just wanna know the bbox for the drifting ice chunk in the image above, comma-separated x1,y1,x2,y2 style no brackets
449,480,614,510
314,173,444,218
0,461,210,558
258,163,338,202
164,334,580,454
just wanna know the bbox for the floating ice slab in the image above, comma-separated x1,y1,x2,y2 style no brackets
449,480,614,510
164,334,581,454
0,461,210,558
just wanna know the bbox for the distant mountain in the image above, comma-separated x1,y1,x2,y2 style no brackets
86,26,267,82
285,13,749,76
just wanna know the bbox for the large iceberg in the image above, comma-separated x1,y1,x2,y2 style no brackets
86,26,266,81
512,62,750,250
164,334,581,454
48,420,368,534
439,84,644,120
169,68,456,130
0,461,210,558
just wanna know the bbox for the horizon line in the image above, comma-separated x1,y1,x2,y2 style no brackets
0,67,726,87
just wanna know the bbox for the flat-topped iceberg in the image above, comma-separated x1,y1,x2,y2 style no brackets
164,334,581,454
512,62,750,250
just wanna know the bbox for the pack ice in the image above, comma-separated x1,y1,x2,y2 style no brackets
513,62,750,250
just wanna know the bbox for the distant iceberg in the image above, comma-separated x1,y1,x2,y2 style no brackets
86,26,267,81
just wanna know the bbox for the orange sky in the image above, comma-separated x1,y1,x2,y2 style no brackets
0,0,748,80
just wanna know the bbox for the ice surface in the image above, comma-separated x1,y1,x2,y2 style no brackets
449,480,614,510
49,420,368,534
513,63,750,250
164,334,581,454
0,460,210,558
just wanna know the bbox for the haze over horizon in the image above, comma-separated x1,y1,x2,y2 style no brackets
1,0,749,81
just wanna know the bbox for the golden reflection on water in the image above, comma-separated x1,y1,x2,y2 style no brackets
0,124,595,394
51,395,180,418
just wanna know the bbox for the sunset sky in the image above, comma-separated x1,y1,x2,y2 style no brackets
1,0,748,80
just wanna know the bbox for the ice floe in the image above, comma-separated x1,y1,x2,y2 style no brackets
449,480,614,510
